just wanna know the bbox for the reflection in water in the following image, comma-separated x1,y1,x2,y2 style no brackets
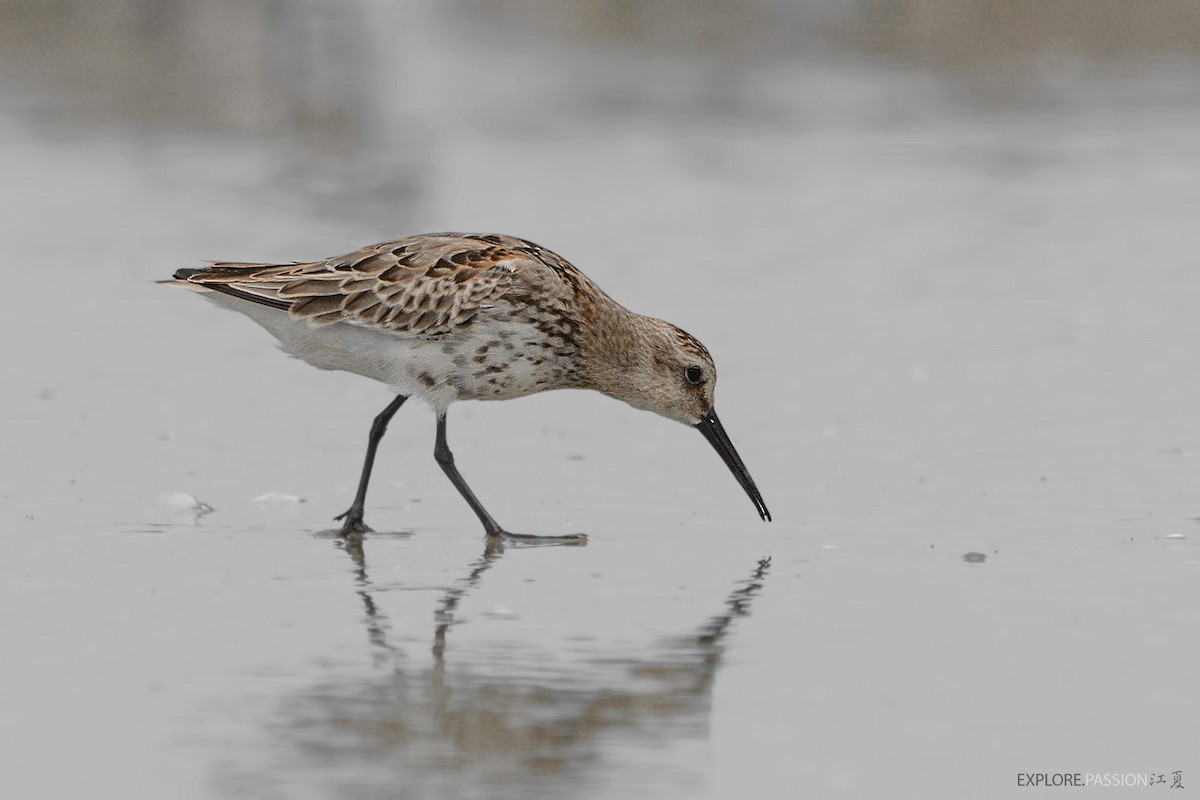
340,533,416,669
272,534,772,796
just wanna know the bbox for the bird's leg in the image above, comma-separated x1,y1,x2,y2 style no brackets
335,394,409,535
433,413,586,545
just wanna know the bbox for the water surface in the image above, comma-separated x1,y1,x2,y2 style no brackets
2,3,1198,797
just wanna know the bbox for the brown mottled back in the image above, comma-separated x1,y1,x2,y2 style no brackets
175,233,587,336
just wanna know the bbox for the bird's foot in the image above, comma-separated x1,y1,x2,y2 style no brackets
334,506,373,536
488,529,588,547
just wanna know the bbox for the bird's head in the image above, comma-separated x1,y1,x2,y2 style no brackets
583,316,771,522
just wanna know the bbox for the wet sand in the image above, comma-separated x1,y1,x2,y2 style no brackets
1,5,1198,798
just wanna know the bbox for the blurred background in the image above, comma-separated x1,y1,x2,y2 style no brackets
3,2,1199,798
7,0,1200,231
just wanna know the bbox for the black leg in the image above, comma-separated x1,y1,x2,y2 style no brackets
335,394,408,535
433,413,587,544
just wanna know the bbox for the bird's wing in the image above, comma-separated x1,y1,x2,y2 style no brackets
174,234,546,335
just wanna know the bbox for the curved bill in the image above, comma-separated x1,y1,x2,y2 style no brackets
695,407,771,521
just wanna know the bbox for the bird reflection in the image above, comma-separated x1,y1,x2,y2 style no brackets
288,533,771,793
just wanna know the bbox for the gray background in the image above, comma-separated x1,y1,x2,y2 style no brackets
1,1,1197,798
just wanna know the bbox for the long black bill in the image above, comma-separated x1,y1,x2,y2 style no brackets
695,407,771,521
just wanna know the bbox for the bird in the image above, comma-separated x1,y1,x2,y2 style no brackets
166,232,770,542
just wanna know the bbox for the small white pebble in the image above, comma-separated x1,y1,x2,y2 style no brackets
158,492,211,513
157,492,214,524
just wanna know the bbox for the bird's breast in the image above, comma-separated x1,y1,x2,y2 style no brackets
435,308,582,403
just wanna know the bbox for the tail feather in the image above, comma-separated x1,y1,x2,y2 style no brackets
177,262,299,282
201,283,292,311
166,263,294,312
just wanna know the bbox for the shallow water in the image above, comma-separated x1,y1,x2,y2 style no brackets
2,3,1199,798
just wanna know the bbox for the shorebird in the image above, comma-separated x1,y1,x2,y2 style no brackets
167,233,770,542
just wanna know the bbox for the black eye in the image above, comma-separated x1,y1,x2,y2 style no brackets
684,366,705,385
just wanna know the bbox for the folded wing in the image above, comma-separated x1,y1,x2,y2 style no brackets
174,234,535,336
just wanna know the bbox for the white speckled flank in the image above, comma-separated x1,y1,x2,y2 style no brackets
168,232,769,538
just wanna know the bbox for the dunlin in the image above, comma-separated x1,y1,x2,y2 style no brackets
168,233,769,541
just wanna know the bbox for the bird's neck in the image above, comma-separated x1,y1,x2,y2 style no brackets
576,302,666,411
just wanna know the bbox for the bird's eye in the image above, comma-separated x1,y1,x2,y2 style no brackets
684,366,705,385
